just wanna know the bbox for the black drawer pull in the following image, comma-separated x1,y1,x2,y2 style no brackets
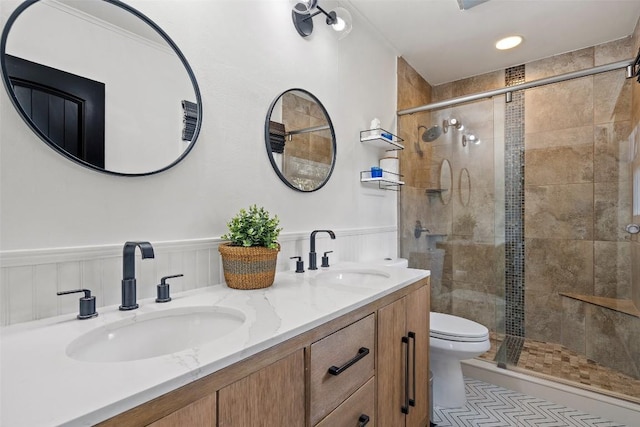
358,414,370,426
409,331,416,407
401,336,410,414
328,347,370,376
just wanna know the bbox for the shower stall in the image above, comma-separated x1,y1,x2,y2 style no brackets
397,42,640,404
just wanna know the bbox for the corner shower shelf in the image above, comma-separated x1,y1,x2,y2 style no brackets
425,188,448,195
360,128,404,150
560,293,640,318
360,170,404,191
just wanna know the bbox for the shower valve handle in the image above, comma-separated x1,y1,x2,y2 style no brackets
625,223,640,234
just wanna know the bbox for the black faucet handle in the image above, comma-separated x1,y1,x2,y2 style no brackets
160,274,184,286
290,256,305,273
57,289,98,320
157,274,183,303
321,251,333,268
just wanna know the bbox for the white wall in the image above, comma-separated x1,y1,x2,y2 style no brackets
0,0,400,323
0,0,398,250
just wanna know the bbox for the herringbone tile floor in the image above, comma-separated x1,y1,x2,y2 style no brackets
432,378,627,427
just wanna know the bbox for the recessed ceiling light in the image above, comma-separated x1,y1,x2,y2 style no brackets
496,35,523,50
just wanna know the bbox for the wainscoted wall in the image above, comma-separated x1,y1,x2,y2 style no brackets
0,227,396,326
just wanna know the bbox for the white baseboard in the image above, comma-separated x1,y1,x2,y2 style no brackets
461,358,640,426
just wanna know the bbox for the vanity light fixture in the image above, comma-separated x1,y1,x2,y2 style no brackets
292,1,352,39
496,35,523,50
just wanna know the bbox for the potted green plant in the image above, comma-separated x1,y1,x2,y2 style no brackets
219,205,282,289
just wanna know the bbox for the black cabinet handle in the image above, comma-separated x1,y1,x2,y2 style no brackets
409,331,416,407
358,414,370,426
401,336,410,414
328,347,370,376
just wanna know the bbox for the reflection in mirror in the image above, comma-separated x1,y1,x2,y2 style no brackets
439,159,452,205
265,89,336,192
1,0,201,176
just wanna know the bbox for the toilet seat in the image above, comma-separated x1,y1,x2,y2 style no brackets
430,312,489,343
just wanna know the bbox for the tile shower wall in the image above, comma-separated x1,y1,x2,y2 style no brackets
0,227,396,326
397,58,504,332
398,34,640,380
524,39,639,379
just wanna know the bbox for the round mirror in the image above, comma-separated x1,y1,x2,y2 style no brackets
439,159,452,205
265,89,336,192
1,0,202,176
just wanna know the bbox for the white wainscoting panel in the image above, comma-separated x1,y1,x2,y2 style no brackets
0,227,397,326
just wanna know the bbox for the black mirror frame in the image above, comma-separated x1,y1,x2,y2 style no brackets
0,0,203,177
264,88,336,192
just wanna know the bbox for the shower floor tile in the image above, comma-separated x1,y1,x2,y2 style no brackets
479,333,640,402
432,377,626,427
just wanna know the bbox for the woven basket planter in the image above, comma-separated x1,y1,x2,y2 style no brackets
218,243,280,290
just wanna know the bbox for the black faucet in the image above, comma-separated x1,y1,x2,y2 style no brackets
309,230,335,270
120,241,155,311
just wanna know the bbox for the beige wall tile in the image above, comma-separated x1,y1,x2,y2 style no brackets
594,181,633,241
594,36,633,66
585,306,640,379
594,70,632,124
524,238,594,342
594,121,632,184
594,241,632,299
632,242,640,308
451,284,496,331
525,77,594,134
560,297,586,355
525,126,593,150
525,184,594,240
526,47,594,81
525,145,594,186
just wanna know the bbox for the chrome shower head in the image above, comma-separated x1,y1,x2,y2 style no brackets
418,124,442,142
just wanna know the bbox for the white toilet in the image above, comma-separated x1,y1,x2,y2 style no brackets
430,312,490,408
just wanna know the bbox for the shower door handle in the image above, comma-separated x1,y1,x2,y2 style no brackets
625,223,640,234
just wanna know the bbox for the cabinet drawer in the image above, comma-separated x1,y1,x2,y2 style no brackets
310,314,375,425
315,377,375,427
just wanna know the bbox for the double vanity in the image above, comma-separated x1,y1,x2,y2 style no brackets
1,263,430,426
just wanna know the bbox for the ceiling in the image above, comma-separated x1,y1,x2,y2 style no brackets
347,0,640,85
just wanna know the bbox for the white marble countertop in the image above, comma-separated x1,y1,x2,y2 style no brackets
0,262,429,427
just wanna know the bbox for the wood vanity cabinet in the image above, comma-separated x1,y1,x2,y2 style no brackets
377,285,430,427
310,314,375,426
147,395,216,427
98,277,429,427
218,350,305,426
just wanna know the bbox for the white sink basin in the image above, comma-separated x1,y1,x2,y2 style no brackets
313,269,391,287
66,306,246,363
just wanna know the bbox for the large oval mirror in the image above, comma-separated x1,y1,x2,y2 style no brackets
265,89,336,192
1,0,202,176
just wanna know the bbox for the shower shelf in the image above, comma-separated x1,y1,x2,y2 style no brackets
360,170,404,191
360,128,404,150
425,188,448,195
560,293,640,318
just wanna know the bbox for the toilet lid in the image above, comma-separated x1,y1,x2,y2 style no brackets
430,312,489,342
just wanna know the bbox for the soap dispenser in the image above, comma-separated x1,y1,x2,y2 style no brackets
156,274,183,303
